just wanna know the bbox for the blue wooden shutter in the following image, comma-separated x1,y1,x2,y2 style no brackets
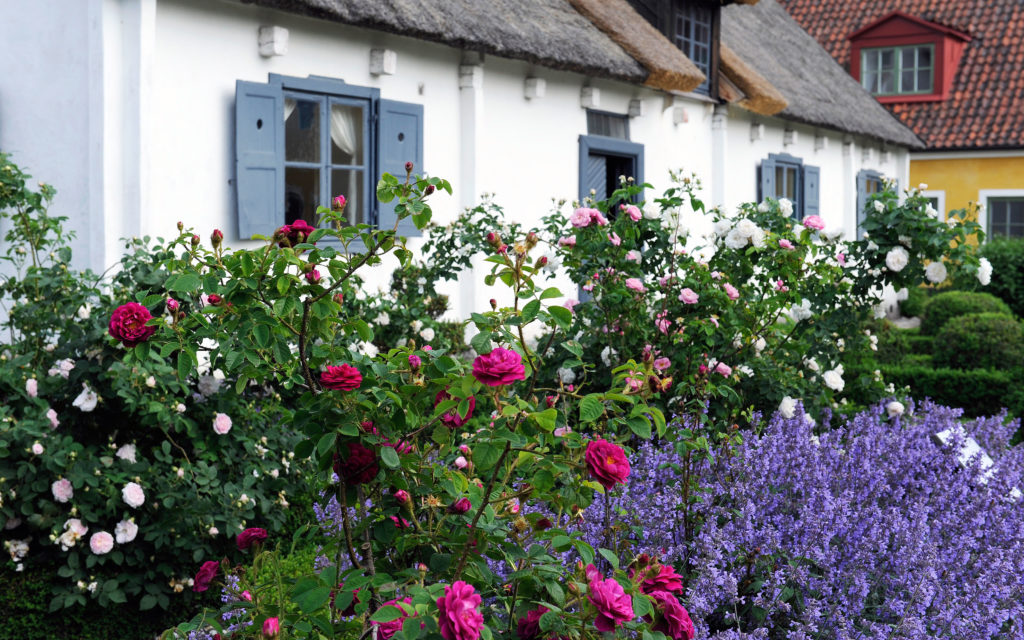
758,156,776,201
856,171,868,235
803,165,820,220
584,154,608,201
235,80,283,239
377,99,424,237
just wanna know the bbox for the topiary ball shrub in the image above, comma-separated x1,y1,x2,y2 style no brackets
932,312,1024,370
977,237,1024,318
920,290,1014,335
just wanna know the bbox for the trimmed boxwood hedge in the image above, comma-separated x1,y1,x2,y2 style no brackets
932,312,1024,370
921,290,1014,335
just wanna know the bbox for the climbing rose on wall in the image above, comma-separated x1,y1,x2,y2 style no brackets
108,302,157,347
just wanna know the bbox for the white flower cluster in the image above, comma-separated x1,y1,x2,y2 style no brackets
977,257,993,286
720,218,766,250
822,364,845,392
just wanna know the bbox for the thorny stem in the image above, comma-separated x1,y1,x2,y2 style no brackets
451,440,512,581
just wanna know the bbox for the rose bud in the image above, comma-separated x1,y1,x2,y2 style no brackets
497,244,508,255
425,184,435,195
177,221,184,231
405,161,414,173
534,517,553,531
486,231,501,246
459,445,471,455
394,489,411,504
332,194,347,211
449,497,471,514
545,395,557,408
191,234,200,247
210,229,224,248
489,298,497,310
334,293,344,305
359,421,376,433
408,354,422,371
166,298,180,312
536,256,548,268
304,268,321,284
207,294,223,306
417,563,428,574
525,231,539,249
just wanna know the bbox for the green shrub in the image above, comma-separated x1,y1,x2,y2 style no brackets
920,290,1013,335
852,363,1024,419
932,312,1024,370
905,331,933,355
976,237,1024,318
899,285,930,318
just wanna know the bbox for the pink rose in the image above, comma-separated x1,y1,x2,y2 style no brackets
122,481,146,508
108,302,157,347
625,250,641,262
304,268,321,284
51,478,73,503
653,357,671,372
803,215,825,230
837,252,846,266
775,279,788,292
634,564,685,595
649,590,695,640
193,560,219,592
25,378,38,398
237,527,268,551
409,354,422,370
332,194,347,211
588,574,634,631
571,208,596,228
558,236,577,247
779,239,795,250
585,439,631,490
212,412,232,435
591,210,610,226
608,232,622,246
678,288,699,305
472,347,526,386
89,531,114,555
437,580,484,640
564,298,579,313
276,219,316,247
434,390,476,428
449,497,472,514
390,515,412,529
723,283,739,300
454,455,469,469
372,596,417,639
166,297,180,312
394,489,411,504
333,442,379,485
47,408,59,429
715,362,732,377
621,204,642,221
321,364,362,391
625,278,645,292
263,616,280,638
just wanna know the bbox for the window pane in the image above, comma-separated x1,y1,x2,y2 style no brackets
285,99,321,163
880,49,895,69
774,166,785,198
901,70,915,92
880,70,895,94
864,50,878,69
786,168,797,199
918,46,931,67
863,69,878,93
285,167,320,225
331,169,364,226
918,69,932,92
329,103,365,166
1011,200,1024,219
902,48,916,68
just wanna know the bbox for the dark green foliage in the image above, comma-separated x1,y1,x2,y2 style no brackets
898,285,930,318
932,313,1024,370
904,331,933,355
920,290,1014,335
975,238,1024,318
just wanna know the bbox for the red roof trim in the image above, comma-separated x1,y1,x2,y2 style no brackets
847,10,972,42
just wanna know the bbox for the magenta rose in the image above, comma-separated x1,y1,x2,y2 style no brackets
584,439,631,490
108,302,157,347
448,497,471,514
193,560,219,592
517,606,550,640
276,219,316,247
634,564,684,595
437,580,484,640
588,575,634,631
321,364,362,391
372,596,417,640
333,442,379,485
434,390,476,428
648,591,695,640
471,347,526,387
236,527,268,551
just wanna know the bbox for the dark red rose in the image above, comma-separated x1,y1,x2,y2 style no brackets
236,527,268,551
448,497,471,514
321,364,362,391
534,517,553,531
108,303,157,347
648,590,695,640
434,390,476,429
517,606,549,640
276,219,316,247
471,347,526,387
206,293,224,306
333,442,379,485
193,560,219,592
635,564,684,595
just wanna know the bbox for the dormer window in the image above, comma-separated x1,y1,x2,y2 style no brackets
848,11,970,104
861,44,933,96
626,0,720,96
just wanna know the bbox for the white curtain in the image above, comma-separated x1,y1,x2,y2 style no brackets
284,98,297,122
330,105,361,225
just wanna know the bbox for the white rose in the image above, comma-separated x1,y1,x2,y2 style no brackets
122,482,146,509
804,357,820,373
885,247,909,273
754,337,766,355
375,312,390,326
557,367,576,385
823,368,845,392
600,346,617,367
713,219,733,238
757,201,771,213
925,204,938,219
359,341,379,358
977,257,993,286
76,304,92,320
873,200,885,213
420,327,435,341
886,400,905,418
410,319,423,333
724,228,748,250
778,198,793,217
789,299,813,322
778,396,797,419
116,444,137,463
114,519,138,544
72,384,98,412
925,261,948,284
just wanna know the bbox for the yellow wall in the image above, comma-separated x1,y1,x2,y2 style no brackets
911,154,1024,235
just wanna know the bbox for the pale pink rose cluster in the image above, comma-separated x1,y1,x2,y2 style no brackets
213,412,232,435
570,207,609,228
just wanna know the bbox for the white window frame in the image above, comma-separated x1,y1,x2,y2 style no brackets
920,189,946,221
978,188,1024,240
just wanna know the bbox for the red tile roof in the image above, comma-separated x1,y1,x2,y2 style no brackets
776,0,1024,150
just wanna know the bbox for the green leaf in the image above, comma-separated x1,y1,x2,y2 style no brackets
627,416,652,439
472,443,503,471
370,605,404,623
522,300,541,324
166,273,199,293
275,276,291,296
354,319,374,342
549,305,572,329
316,432,336,457
139,594,157,611
529,409,557,432
632,593,652,618
294,585,332,613
470,331,493,355
253,324,271,349
380,446,400,469
539,287,563,300
598,548,619,570
579,395,604,423
176,351,191,381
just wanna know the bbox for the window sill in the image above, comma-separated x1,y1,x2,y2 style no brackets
874,93,946,104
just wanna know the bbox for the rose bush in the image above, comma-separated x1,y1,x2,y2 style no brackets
0,153,314,614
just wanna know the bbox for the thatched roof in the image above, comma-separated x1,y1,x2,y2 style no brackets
719,44,787,115
722,0,923,148
567,0,704,93
236,0,648,84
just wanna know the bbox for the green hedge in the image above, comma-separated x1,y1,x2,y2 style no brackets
899,285,930,318
905,332,933,355
933,313,1024,370
921,290,1014,335
972,237,1024,318
852,363,1024,419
